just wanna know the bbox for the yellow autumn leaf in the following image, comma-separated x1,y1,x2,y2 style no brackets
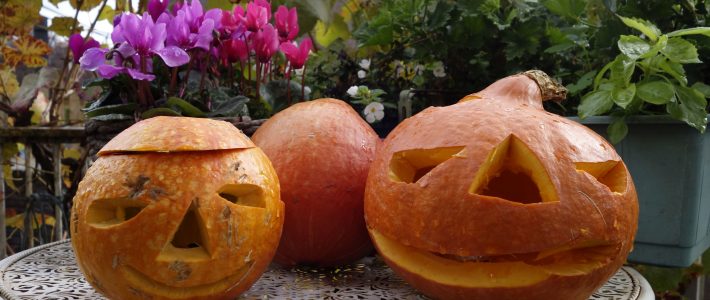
0,68,20,98
1,35,51,68
2,143,19,192
98,5,117,22
0,1,41,36
6,213,56,229
48,17,83,37
69,0,104,11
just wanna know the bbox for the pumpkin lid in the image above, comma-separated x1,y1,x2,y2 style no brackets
98,116,254,155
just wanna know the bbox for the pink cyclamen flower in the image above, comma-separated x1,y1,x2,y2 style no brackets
221,6,245,38
69,33,99,64
280,37,312,69
147,0,168,21
274,6,298,42
221,39,248,63
253,24,279,63
245,1,270,32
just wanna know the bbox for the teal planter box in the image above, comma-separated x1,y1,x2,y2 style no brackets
573,115,710,267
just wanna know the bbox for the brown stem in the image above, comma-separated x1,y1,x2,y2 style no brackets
255,62,260,103
286,65,291,106
459,70,567,109
169,67,178,96
199,46,212,97
301,63,307,102
180,56,194,98
48,0,83,124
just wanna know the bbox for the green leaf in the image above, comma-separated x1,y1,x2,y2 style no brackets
667,27,710,38
566,70,596,95
636,266,684,292
617,35,649,60
612,84,636,108
204,0,233,10
691,82,710,98
640,35,668,59
668,85,708,132
166,97,206,117
661,38,702,64
427,1,453,29
545,42,575,53
354,11,393,47
259,80,311,114
84,103,137,118
542,0,586,20
658,60,687,86
610,56,635,86
91,114,134,121
637,81,675,105
208,95,249,118
141,107,182,119
314,15,350,48
578,84,614,118
617,16,661,42
607,118,628,144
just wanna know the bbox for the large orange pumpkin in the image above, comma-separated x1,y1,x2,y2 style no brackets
365,71,639,300
252,99,379,266
71,116,284,300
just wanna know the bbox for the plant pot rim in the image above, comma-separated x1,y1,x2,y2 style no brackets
567,114,710,125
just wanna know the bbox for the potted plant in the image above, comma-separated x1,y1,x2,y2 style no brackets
78,0,312,156
576,15,710,267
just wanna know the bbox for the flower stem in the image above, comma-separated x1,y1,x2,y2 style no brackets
255,62,261,104
169,67,178,96
286,65,292,106
301,63,307,102
199,47,213,108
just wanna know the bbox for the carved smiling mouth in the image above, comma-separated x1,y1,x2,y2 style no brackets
121,261,254,298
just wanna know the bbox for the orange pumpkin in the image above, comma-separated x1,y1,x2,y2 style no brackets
71,116,284,300
252,99,379,266
364,71,639,300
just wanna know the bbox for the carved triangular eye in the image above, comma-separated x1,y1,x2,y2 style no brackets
218,184,266,208
389,146,466,183
575,161,627,194
469,135,558,204
86,198,147,228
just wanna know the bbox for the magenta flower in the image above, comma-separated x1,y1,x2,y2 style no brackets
221,39,248,63
252,23,279,63
163,12,215,51
220,6,245,38
82,13,189,81
274,6,298,42
69,33,99,64
147,0,168,21
245,1,270,32
280,37,312,69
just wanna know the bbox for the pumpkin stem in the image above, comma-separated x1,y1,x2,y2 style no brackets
520,70,567,103
459,70,567,108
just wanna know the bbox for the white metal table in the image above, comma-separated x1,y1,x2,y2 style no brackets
0,240,654,299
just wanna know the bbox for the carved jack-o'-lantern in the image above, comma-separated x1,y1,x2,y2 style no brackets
71,117,284,300
365,71,639,300
252,99,379,266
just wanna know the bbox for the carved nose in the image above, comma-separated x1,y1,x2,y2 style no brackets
159,200,210,261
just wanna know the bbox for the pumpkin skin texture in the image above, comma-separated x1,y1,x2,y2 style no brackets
364,71,639,300
71,116,284,300
252,99,379,267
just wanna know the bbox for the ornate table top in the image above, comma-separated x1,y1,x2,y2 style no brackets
0,240,654,300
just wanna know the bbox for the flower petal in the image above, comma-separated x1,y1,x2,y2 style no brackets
154,46,190,67
365,113,376,123
79,48,108,71
126,68,156,81
97,65,125,79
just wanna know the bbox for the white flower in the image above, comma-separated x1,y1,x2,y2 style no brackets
432,61,446,78
359,58,371,70
414,64,424,75
347,86,359,97
357,70,367,79
363,102,384,123
295,68,304,76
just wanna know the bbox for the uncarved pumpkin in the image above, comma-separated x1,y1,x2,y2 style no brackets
364,71,639,300
252,99,379,267
71,116,284,300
